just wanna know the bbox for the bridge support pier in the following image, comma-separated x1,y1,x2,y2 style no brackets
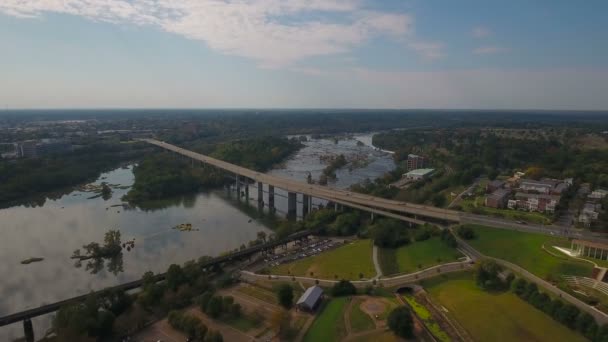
257,182,263,203
235,174,241,199
287,192,297,219
244,179,249,199
302,194,310,217
268,185,275,211
23,318,34,342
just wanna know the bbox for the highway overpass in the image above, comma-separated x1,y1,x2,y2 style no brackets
140,138,462,225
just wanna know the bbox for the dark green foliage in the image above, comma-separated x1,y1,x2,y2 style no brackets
166,264,186,291
168,310,209,341
511,277,527,296
510,276,601,339
0,142,143,207
328,212,361,236
277,284,294,309
206,296,223,318
440,229,457,248
414,228,431,242
456,225,476,240
372,219,410,248
123,154,227,204
332,280,357,297
387,306,414,339
474,259,504,290
211,136,302,171
53,293,123,340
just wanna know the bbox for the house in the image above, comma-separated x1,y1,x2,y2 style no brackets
589,189,608,200
296,286,324,312
403,168,435,181
519,179,555,194
485,189,511,208
406,154,426,171
486,180,505,193
578,203,600,227
511,192,560,213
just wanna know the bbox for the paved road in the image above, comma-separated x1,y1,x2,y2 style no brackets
241,259,473,289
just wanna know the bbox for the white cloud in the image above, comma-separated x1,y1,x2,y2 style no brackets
473,46,509,54
0,0,422,67
472,26,491,38
407,41,444,60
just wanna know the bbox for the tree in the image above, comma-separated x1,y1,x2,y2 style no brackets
475,259,503,290
257,231,267,243
277,284,294,309
575,312,594,335
387,307,414,339
166,264,185,291
456,225,476,240
372,219,409,248
432,193,446,207
206,296,223,318
511,278,528,297
332,280,357,297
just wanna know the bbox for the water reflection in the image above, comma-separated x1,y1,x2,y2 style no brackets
0,133,395,340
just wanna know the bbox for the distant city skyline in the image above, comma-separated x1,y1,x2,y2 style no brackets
1,0,608,110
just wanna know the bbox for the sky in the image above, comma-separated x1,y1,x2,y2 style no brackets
1,0,607,110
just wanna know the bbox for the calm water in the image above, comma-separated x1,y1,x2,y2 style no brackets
0,133,394,340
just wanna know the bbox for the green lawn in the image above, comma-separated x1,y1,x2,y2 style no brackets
466,224,592,280
423,272,586,342
303,298,348,342
271,239,376,280
349,299,376,333
378,237,463,275
402,295,450,342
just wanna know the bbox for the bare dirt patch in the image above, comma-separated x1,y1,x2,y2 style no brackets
360,298,387,317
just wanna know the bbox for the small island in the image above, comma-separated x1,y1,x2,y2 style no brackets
21,257,44,265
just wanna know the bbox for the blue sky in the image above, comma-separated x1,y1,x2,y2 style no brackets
1,0,607,109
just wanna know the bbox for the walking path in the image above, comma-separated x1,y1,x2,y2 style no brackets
372,245,383,279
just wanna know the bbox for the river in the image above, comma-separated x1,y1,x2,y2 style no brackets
0,133,394,340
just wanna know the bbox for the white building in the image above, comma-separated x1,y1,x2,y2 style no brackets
403,168,435,181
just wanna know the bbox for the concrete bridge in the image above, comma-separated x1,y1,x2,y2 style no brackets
140,138,462,225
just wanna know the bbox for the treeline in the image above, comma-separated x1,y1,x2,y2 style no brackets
374,129,608,188
168,311,224,342
0,142,146,207
512,277,606,341
210,136,302,171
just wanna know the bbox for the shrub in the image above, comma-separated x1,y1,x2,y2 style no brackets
387,307,414,338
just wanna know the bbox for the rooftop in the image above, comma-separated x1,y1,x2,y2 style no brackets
296,286,323,308
405,168,435,176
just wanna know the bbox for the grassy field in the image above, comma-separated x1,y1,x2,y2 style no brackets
402,295,449,342
422,272,587,342
466,224,593,280
271,239,376,280
349,299,376,333
350,330,397,342
378,237,463,275
303,298,348,342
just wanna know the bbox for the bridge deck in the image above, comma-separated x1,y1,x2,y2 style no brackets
140,139,461,223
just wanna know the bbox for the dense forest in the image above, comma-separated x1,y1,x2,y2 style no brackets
210,136,302,171
0,143,147,207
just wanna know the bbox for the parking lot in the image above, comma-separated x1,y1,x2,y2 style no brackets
260,237,345,269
